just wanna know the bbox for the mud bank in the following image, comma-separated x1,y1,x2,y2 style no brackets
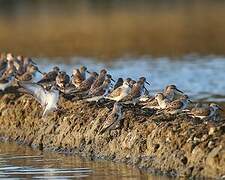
0,93,224,178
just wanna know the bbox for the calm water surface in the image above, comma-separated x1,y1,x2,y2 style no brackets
0,142,170,180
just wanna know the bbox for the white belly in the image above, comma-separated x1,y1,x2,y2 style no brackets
0,81,11,91
45,91,59,111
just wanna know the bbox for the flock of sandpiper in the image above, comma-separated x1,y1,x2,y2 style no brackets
0,52,223,131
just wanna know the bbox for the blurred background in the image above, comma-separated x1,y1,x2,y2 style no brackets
1,0,225,101
1,0,225,58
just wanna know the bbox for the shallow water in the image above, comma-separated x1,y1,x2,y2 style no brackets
0,142,170,180
37,55,225,102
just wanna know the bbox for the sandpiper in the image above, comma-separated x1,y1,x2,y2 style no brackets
23,57,37,71
16,64,43,82
1,60,17,78
106,74,115,82
138,77,151,102
56,71,70,88
38,66,60,85
143,93,170,109
15,55,26,75
106,79,131,102
129,79,136,88
119,79,145,105
79,66,89,80
6,53,14,62
0,52,6,61
188,103,223,120
113,78,123,90
99,102,123,134
89,69,107,93
19,82,59,117
0,56,7,77
84,79,111,102
139,77,150,93
0,74,15,91
74,72,98,92
6,53,21,71
163,84,183,101
139,77,150,86
71,66,89,88
163,95,191,114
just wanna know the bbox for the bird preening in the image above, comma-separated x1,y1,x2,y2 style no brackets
0,52,223,127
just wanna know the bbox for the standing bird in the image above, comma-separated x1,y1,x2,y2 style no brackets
89,69,107,94
113,78,123,90
56,71,70,88
16,55,26,75
71,66,89,88
119,79,146,105
163,85,183,101
143,93,170,109
23,57,37,71
84,79,111,102
19,82,59,117
6,53,14,62
74,72,98,92
0,74,15,91
0,54,7,77
71,69,83,88
2,60,17,78
129,80,136,88
106,79,131,102
188,103,223,120
99,102,123,134
163,95,191,114
138,77,150,96
16,64,43,82
79,66,89,80
6,53,21,72
38,66,60,85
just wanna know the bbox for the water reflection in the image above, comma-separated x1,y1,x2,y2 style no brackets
0,1,225,58
0,142,170,179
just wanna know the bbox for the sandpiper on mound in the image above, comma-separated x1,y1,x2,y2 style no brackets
0,52,225,178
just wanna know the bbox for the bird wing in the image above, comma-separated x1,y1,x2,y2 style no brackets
19,82,47,107
113,79,123,90
146,98,158,106
0,77,9,83
90,79,100,91
79,77,94,91
90,85,105,96
100,113,118,133
18,73,32,81
166,100,183,110
119,87,140,102
38,71,57,83
191,107,210,116
109,86,122,97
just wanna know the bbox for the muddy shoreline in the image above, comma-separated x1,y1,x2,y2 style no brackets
0,93,224,178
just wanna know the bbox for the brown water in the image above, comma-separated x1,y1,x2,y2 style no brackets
0,1,225,58
0,142,171,179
